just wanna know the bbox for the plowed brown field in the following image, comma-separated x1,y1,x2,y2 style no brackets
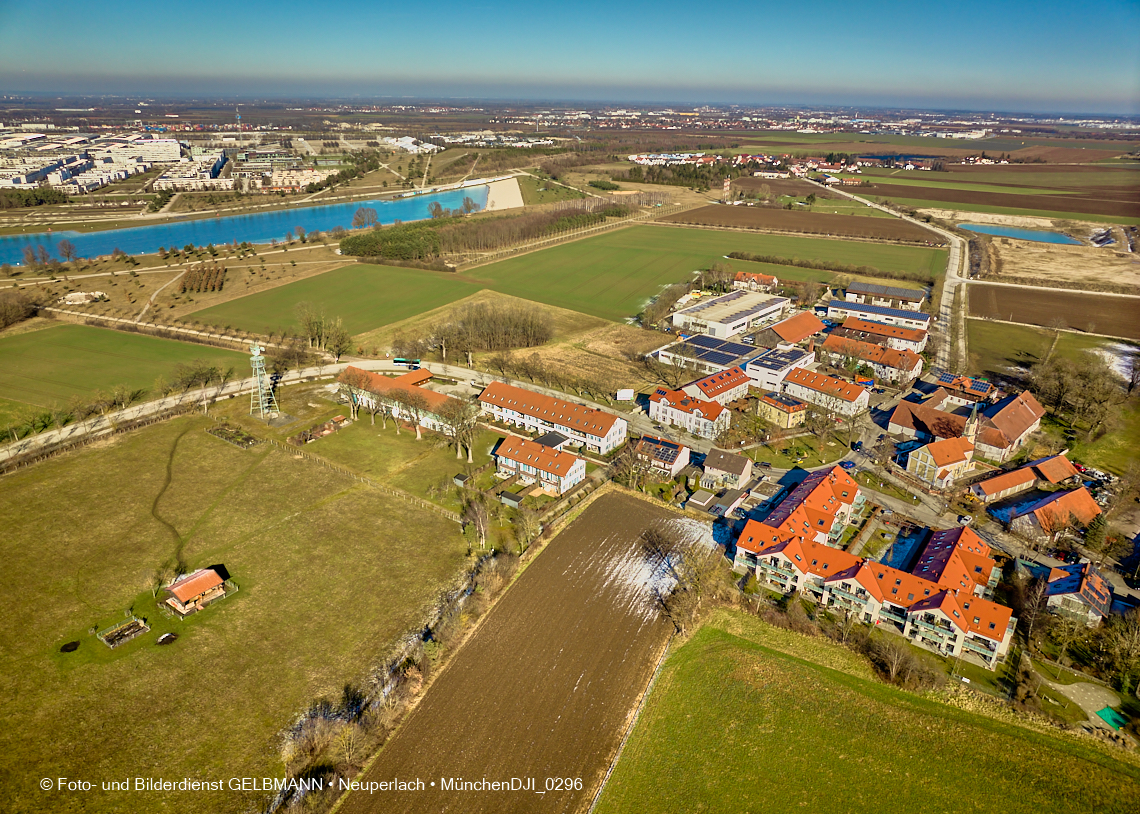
863,182,1140,219
339,492,688,814
969,284,1140,339
659,205,938,242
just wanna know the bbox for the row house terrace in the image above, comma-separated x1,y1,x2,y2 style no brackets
478,381,627,454
494,436,586,495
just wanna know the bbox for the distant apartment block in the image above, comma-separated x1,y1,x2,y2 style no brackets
648,388,728,439
825,300,931,331
844,281,926,311
781,368,869,416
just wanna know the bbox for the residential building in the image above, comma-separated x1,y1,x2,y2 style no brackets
889,389,1044,463
844,281,927,311
756,392,809,429
478,381,627,454
1044,562,1114,627
932,372,996,404
911,527,1001,598
781,368,869,416
494,436,586,495
906,436,975,489
835,316,928,353
163,568,227,617
1009,487,1102,537
671,290,789,339
733,271,778,292
649,388,728,439
821,334,923,383
681,366,751,406
825,300,932,331
743,345,815,391
339,366,462,435
635,435,691,478
736,531,1015,668
701,448,753,490
736,467,863,549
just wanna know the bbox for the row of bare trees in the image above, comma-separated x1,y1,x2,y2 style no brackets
294,302,354,361
1031,354,1134,441
392,300,554,366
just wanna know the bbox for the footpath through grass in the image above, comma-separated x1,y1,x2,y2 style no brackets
595,611,1140,814
0,323,246,412
0,415,468,814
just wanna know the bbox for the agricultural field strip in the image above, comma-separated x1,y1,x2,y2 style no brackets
839,172,1068,195
594,614,1140,814
340,492,677,814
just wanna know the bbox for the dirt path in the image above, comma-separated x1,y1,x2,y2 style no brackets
337,493,689,814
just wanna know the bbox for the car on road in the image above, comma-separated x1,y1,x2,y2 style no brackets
851,441,863,451
757,462,772,468
839,461,856,470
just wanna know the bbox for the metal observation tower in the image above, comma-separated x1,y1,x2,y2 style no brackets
249,343,279,418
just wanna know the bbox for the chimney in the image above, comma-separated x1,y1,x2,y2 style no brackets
808,337,815,354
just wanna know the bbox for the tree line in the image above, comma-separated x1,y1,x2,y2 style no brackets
1030,353,1134,442
0,188,69,210
339,202,633,261
727,251,937,285
392,300,554,365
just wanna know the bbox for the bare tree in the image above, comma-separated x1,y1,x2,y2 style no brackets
352,207,378,229
438,398,481,461
337,367,372,420
463,495,490,549
326,318,353,362
391,388,429,439
1050,616,1085,676
58,239,77,263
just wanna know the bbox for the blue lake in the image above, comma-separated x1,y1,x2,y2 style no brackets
0,185,489,266
960,223,1082,245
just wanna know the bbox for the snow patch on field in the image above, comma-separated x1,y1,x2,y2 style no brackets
1089,342,1139,381
597,518,715,623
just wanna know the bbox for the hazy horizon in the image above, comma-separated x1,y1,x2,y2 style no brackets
1,0,1138,116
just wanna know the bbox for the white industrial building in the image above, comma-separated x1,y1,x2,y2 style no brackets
671,291,789,339
743,345,816,391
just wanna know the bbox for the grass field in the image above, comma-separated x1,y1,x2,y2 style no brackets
465,225,946,322
595,611,1140,814
966,319,1140,474
187,263,482,336
870,195,1140,226
0,324,247,413
515,174,587,205
0,414,469,814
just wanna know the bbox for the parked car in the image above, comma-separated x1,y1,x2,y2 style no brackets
851,441,863,451
757,462,772,468
958,515,973,526
839,461,856,470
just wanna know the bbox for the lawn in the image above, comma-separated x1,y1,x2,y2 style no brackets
0,323,247,413
595,611,1140,814
466,225,946,322
746,437,848,469
310,418,505,512
187,263,482,336
515,173,587,205
0,414,468,814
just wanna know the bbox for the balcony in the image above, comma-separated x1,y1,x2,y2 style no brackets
910,617,955,638
764,562,795,577
828,586,869,605
964,637,997,656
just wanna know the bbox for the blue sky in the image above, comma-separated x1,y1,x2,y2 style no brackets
1,0,1137,114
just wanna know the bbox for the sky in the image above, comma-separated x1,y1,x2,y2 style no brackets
1,0,1138,115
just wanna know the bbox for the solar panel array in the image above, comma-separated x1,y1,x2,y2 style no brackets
641,436,682,465
676,290,747,315
935,371,993,395
680,335,755,367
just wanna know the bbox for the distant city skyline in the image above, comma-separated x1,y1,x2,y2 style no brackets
1,0,1138,115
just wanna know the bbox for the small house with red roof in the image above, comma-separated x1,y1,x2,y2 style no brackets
162,568,227,617
1009,487,1102,537
733,271,778,292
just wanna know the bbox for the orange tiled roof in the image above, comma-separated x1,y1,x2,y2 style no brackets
168,569,223,603
975,467,1037,496
1029,487,1102,528
340,366,458,413
921,436,974,467
687,366,750,400
840,316,927,343
479,381,621,437
771,311,825,343
650,388,725,420
821,334,922,372
1031,454,1080,484
496,436,581,478
784,368,866,402
735,271,778,286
